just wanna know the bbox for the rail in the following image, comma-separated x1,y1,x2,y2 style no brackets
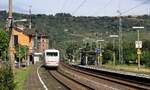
60,62,150,90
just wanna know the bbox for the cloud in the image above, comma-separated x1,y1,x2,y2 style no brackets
134,0,150,4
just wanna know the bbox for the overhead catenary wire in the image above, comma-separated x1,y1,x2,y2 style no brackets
92,0,113,16
60,0,75,14
122,0,149,14
125,8,149,16
61,0,68,13
56,0,62,13
103,0,113,9
72,0,87,15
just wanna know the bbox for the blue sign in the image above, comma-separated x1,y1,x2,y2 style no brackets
95,48,100,54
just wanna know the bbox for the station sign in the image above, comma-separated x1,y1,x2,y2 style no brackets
135,41,142,48
95,48,100,54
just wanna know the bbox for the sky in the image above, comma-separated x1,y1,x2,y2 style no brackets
0,0,150,16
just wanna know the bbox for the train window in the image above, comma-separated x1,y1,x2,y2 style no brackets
46,52,58,56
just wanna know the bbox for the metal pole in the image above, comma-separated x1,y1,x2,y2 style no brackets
8,0,15,73
137,30,140,41
96,41,99,65
80,49,82,64
113,39,116,66
137,48,140,70
118,11,123,64
137,30,140,69
19,44,20,68
28,6,32,65
100,42,102,65
29,5,32,29
35,31,38,52
9,0,12,18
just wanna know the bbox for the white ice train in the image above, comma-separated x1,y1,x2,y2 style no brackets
44,49,60,68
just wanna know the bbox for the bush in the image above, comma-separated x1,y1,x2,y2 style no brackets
0,64,15,90
141,51,150,67
103,50,113,64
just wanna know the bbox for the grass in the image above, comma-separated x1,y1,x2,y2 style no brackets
103,64,150,74
14,66,32,90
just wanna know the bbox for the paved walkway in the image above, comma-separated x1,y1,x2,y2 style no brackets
24,63,44,90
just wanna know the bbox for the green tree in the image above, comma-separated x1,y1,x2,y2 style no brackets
141,51,150,66
141,40,150,66
15,45,28,67
123,42,136,64
65,42,80,62
0,28,9,61
103,50,113,64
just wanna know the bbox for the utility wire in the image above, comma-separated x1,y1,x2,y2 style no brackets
61,0,68,13
103,0,113,9
57,0,62,13
72,0,87,15
92,0,113,16
65,0,75,14
61,0,75,13
122,0,148,14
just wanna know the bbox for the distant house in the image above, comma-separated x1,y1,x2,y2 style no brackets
12,26,35,64
31,33,49,64
37,33,49,53
8,25,49,64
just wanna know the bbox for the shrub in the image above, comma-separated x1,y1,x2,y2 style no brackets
0,64,15,90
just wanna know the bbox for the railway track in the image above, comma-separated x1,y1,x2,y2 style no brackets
49,70,92,90
58,62,150,90
70,64,150,89
39,66,69,90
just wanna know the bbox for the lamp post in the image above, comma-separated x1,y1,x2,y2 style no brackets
109,35,118,66
79,48,83,64
132,26,144,70
96,40,104,66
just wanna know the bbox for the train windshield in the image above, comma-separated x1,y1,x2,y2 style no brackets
46,52,58,56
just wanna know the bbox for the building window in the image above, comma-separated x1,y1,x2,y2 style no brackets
14,35,18,46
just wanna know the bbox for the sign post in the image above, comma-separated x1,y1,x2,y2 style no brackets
95,48,100,65
96,40,104,66
135,41,142,69
133,26,144,70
